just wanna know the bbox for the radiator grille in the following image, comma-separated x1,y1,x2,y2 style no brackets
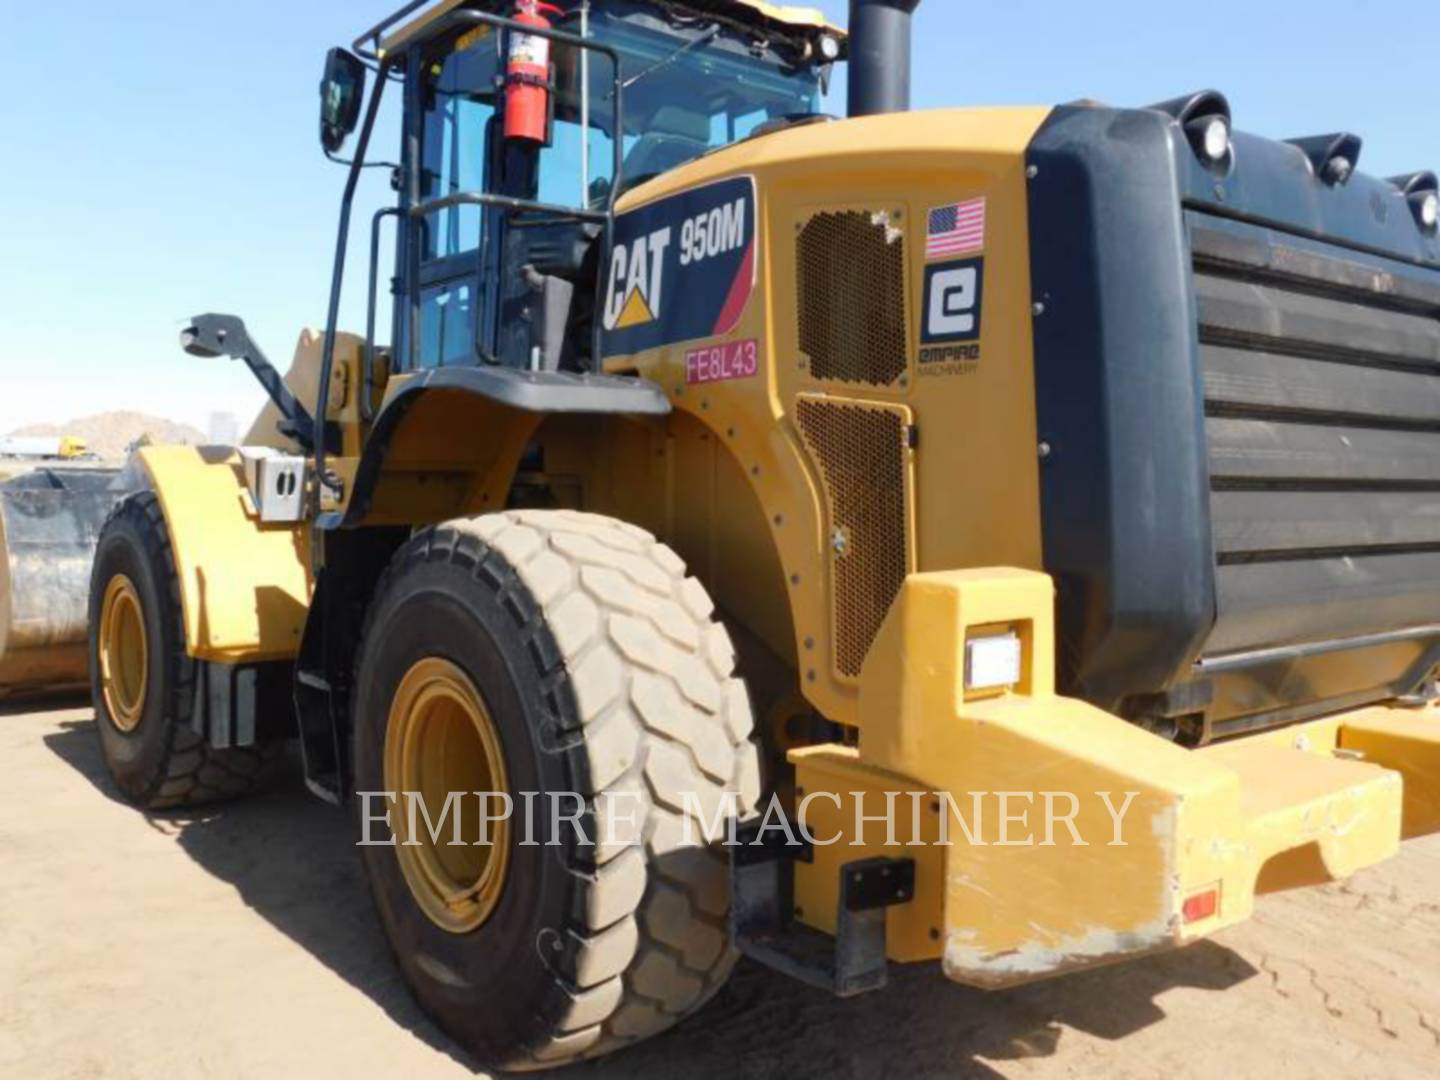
1192,217,1440,657
796,209,909,386
795,396,912,678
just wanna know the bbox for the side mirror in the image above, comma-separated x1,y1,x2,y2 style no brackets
319,48,366,154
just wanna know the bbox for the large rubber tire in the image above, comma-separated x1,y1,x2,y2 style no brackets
353,510,762,1070
89,492,280,809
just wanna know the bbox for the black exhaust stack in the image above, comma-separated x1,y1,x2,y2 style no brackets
847,0,922,117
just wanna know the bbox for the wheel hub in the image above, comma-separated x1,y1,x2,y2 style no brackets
98,574,148,733
384,657,511,934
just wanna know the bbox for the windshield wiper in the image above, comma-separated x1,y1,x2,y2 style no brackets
620,25,721,91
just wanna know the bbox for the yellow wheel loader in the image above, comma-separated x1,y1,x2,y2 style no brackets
88,0,1440,1068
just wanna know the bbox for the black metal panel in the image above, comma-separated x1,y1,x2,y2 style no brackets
1192,211,1440,678
1202,350,1440,425
1210,552,1440,655
1195,275,1440,368
1026,105,1216,711
1208,420,1440,484
1211,490,1440,555
1190,221,1440,311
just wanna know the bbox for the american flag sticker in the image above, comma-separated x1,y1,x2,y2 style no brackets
926,197,987,260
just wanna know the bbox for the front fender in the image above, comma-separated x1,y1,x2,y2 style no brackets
137,446,311,662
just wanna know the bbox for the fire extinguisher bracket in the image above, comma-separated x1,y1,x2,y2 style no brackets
508,72,554,90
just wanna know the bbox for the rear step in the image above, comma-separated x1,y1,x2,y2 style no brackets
730,822,916,996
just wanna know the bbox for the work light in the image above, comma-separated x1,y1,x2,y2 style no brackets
964,632,1023,692
1323,154,1354,185
1417,190,1440,233
1188,114,1231,165
1388,172,1439,234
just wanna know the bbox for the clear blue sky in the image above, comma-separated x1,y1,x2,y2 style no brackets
2,1,1435,435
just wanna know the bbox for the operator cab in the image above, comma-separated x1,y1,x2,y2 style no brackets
328,1,839,378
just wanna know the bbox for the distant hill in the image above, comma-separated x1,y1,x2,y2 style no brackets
9,412,207,462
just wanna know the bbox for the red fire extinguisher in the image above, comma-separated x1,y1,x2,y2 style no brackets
505,0,563,143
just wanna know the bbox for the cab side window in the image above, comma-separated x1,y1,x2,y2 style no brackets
415,40,499,368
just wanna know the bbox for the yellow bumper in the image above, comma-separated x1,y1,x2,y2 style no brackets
790,569,1440,988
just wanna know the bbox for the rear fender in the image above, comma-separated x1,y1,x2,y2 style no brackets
337,366,670,528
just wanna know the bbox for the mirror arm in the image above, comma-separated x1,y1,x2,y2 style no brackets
180,314,317,452
324,148,401,171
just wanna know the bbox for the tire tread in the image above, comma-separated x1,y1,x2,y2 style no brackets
360,510,759,1068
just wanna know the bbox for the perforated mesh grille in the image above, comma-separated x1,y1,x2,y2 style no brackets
795,397,911,679
796,210,909,386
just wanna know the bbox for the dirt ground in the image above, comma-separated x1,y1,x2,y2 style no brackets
2,705,1438,1079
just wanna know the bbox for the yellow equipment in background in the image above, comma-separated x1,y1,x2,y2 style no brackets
81,0,1440,1069
0,434,92,461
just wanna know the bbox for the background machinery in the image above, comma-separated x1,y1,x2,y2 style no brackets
84,0,1440,1069
0,467,126,701
0,435,93,460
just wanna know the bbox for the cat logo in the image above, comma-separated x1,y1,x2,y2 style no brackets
601,177,757,357
603,227,673,331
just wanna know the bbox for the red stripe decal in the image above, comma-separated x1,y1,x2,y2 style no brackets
711,239,756,337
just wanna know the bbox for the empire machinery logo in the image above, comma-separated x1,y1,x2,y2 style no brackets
355,788,1142,850
919,195,987,374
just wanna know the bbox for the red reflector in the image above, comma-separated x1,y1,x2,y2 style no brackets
1183,888,1220,924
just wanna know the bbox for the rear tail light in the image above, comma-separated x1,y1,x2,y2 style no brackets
1182,887,1220,924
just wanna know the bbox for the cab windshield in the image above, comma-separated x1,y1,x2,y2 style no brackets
550,6,824,204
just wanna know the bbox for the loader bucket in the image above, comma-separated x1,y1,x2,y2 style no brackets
0,468,127,701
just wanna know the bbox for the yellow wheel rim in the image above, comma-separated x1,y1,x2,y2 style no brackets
99,574,148,733
385,657,511,935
